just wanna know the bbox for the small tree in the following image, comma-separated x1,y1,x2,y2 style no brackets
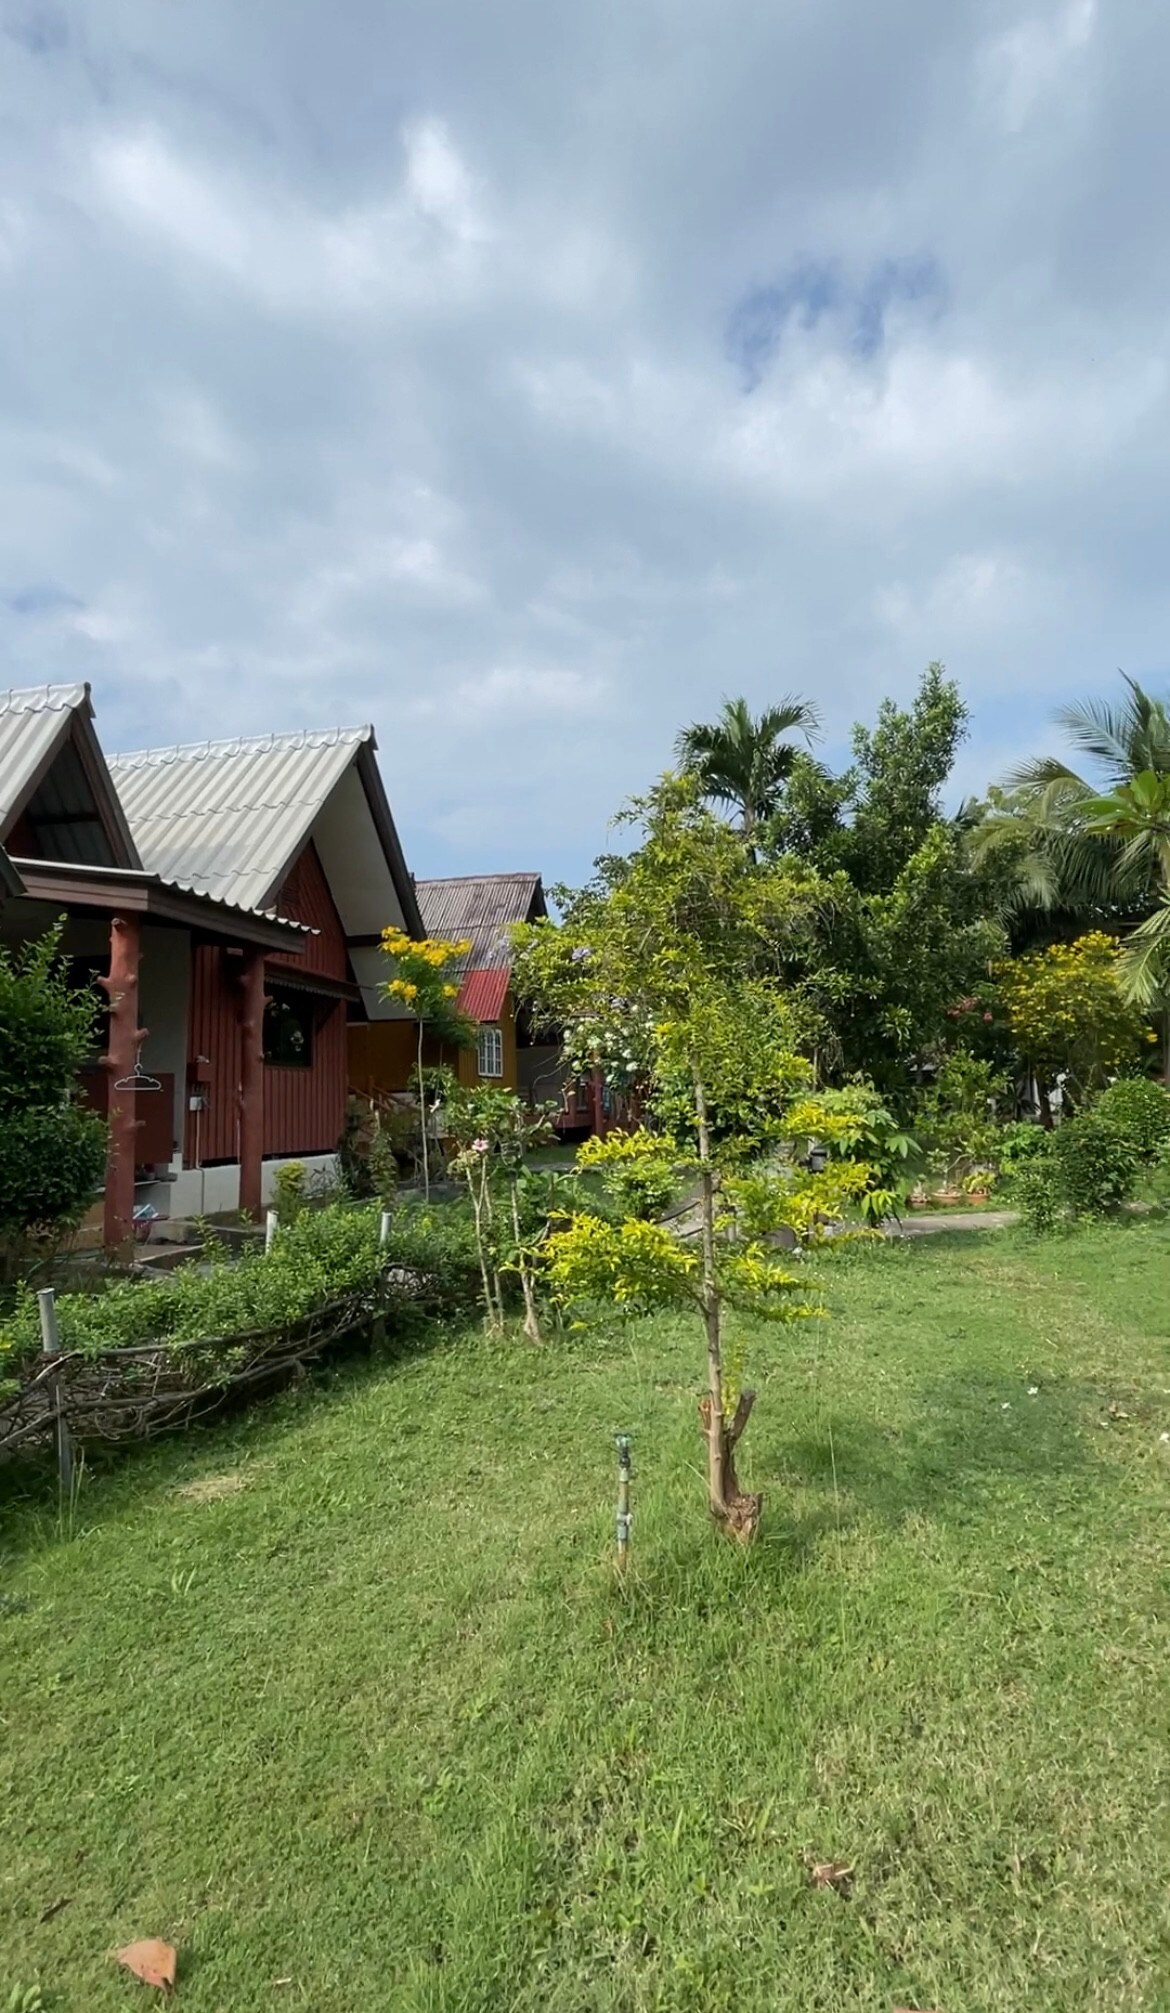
380,927,476,1199
996,932,1152,1117
442,1083,554,1341
0,928,106,1280
515,776,855,1540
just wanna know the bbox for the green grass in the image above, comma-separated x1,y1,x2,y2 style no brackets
2,1221,1170,2011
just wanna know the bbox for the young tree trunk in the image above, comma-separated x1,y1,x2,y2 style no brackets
417,1020,430,1201
694,1072,762,1542
510,1184,543,1344
694,1073,725,1508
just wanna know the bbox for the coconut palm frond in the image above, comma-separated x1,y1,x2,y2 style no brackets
1118,903,1170,1005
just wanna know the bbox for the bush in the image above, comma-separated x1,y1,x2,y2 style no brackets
1050,1109,1138,1218
1013,1158,1065,1235
1093,1078,1170,1164
996,1120,1051,1178
272,1160,308,1224
0,930,106,1274
0,1200,485,1386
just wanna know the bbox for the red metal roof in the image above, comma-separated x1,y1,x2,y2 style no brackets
457,967,510,1023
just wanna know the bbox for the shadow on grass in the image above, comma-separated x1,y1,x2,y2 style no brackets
763,1363,1114,1559
0,1308,470,1560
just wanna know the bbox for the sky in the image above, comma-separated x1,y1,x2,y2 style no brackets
1,0,1168,884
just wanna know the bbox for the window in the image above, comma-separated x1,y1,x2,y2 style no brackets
477,1025,504,1078
264,988,314,1068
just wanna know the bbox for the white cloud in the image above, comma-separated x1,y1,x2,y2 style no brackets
2,0,1169,880
981,0,1098,132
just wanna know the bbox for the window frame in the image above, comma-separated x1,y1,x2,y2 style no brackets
477,1024,504,1079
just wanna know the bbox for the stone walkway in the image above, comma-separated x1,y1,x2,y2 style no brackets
892,1208,1018,1237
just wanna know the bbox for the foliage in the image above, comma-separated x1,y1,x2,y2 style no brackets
379,926,476,1042
515,780,833,1529
996,933,1152,1097
764,670,1007,1092
783,1081,916,1220
914,1051,1007,1189
381,928,477,1199
576,1127,678,1219
0,1201,483,1384
996,1119,1052,1177
1092,1076,1170,1164
272,1160,307,1224
543,1212,700,1316
1013,1156,1065,1234
0,928,106,1271
1049,1110,1139,1219
969,674,1170,953
675,693,820,843
441,1082,556,1337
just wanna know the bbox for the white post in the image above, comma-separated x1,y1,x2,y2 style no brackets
37,1288,73,1494
379,1210,392,1248
265,1208,278,1253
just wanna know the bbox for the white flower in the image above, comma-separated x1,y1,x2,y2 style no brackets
1027,1385,1039,1397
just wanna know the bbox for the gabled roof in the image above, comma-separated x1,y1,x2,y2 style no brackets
416,873,545,970
0,683,140,870
109,724,422,937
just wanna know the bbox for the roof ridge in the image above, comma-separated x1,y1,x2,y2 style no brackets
109,722,373,770
415,871,541,885
0,681,90,716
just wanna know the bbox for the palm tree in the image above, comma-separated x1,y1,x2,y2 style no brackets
970,675,1170,927
970,674,1170,1071
675,695,821,844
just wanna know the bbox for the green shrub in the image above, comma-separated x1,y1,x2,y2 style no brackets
0,929,106,1274
1050,1110,1138,1218
1093,1078,1170,1164
996,1120,1052,1177
272,1160,308,1224
1013,1158,1065,1235
0,1200,485,1386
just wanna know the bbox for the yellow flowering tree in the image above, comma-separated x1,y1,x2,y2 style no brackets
997,932,1152,1114
380,927,476,1198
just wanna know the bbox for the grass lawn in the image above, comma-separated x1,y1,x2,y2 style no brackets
2,1221,1169,2011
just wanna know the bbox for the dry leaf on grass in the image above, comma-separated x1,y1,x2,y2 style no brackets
38,1895,70,1923
115,1939,177,1992
808,1858,854,1896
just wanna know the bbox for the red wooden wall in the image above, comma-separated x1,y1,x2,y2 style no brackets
185,842,351,1165
186,944,242,1163
268,842,348,981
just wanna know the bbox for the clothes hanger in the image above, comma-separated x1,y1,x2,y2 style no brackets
113,1047,162,1092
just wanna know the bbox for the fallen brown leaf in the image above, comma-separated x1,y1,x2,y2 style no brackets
809,1858,854,1896
38,1895,70,1923
115,1938,177,1992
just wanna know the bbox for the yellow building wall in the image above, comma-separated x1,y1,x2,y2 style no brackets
348,994,519,1097
449,993,519,1090
347,1019,418,1097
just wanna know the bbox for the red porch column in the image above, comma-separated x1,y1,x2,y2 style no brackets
100,914,142,1255
238,950,266,1220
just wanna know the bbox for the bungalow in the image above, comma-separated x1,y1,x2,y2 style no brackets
0,683,422,1247
349,872,596,1130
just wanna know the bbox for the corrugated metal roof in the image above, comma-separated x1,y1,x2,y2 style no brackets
110,725,376,914
457,967,511,1023
0,681,140,869
416,874,545,970
0,683,89,831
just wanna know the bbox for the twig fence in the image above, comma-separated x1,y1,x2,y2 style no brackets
0,1279,395,1466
